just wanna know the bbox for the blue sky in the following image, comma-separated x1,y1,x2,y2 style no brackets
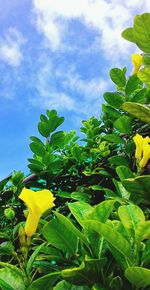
0,0,149,179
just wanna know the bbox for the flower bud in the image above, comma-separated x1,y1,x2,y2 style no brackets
18,225,26,247
4,208,15,220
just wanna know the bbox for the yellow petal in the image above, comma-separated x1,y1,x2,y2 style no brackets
19,188,55,237
139,143,150,168
25,211,41,238
131,54,143,75
133,134,144,160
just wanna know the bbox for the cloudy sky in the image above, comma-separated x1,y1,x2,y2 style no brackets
0,0,149,179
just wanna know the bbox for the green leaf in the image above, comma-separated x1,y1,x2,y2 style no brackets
103,92,124,109
39,246,64,261
134,13,150,52
83,221,134,264
122,102,150,123
71,191,91,203
122,175,150,203
68,202,93,226
113,115,132,134
121,27,135,43
132,88,148,104
125,267,150,287
0,263,27,290
103,134,124,144
118,205,145,239
138,66,150,86
38,122,51,138
54,212,89,249
28,272,60,290
26,243,45,275
86,200,115,223
0,279,14,290
110,68,126,87
108,156,129,167
102,104,122,121
50,131,66,148
61,256,105,285
54,280,90,290
136,221,150,242
42,218,78,254
116,166,134,181
125,75,141,96
30,141,45,157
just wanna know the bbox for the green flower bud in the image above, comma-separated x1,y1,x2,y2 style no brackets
18,225,26,247
4,208,15,220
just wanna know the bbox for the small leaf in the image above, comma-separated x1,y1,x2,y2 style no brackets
28,272,60,290
103,92,124,109
138,66,150,86
125,267,150,287
42,218,78,254
125,75,141,96
134,13,150,52
83,221,134,264
110,68,126,87
103,134,124,144
121,27,135,43
122,102,150,123
114,115,132,134
68,202,93,226
116,166,134,181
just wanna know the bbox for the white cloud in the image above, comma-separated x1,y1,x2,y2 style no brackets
29,55,108,116
0,28,25,67
33,0,150,58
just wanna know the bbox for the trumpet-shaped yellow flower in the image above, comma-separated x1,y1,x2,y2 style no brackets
133,133,144,160
139,143,150,168
131,54,143,75
133,133,150,169
19,188,55,237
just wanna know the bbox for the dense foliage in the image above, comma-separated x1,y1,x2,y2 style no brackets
1,12,150,290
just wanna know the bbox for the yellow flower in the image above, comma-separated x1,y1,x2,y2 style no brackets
131,54,143,75
133,133,144,160
19,188,55,237
139,143,150,168
133,134,150,169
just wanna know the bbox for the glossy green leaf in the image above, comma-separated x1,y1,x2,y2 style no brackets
68,202,93,226
83,221,134,263
28,272,60,290
54,211,89,248
26,243,45,275
103,92,124,109
113,115,132,134
136,221,150,242
121,27,135,43
108,156,129,167
110,68,126,87
86,200,115,222
0,279,14,290
30,141,45,157
42,218,78,254
118,205,145,238
116,166,134,181
138,66,150,86
122,102,150,123
125,75,141,96
61,256,105,285
0,263,27,290
54,280,90,290
125,267,150,287
103,134,124,144
134,13,150,52
122,175,150,203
